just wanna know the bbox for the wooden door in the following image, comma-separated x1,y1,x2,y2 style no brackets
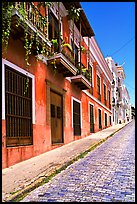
90,104,94,133
50,91,63,144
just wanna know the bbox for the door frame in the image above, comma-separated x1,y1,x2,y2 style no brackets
89,102,95,133
71,96,82,129
50,89,63,144
46,79,66,144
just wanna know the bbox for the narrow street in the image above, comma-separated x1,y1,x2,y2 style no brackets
21,120,135,202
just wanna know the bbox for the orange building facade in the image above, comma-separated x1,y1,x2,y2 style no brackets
2,2,113,168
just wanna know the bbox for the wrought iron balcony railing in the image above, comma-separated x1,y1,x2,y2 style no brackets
14,2,48,38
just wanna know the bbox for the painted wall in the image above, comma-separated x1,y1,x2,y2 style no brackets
2,7,112,169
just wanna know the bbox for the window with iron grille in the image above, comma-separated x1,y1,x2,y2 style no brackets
5,65,33,147
108,89,111,107
109,116,112,125
90,104,94,133
104,84,106,105
97,75,100,94
98,109,102,129
73,100,81,136
97,75,101,101
105,113,107,127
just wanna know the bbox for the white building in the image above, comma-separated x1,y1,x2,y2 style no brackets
105,57,131,124
105,57,118,125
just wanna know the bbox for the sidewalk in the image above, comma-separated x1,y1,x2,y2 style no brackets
2,122,130,202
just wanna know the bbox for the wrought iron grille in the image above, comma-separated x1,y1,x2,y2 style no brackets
90,104,94,133
5,65,33,147
105,113,107,127
104,84,106,105
98,109,102,129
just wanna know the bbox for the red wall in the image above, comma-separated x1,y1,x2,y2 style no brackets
2,23,112,169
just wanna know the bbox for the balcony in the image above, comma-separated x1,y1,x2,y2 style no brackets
10,2,51,48
71,74,91,90
47,53,78,77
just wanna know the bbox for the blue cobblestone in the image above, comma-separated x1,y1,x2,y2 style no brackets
21,121,135,202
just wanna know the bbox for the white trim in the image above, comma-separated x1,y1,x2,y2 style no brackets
2,59,35,124
98,107,102,111
71,97,82,128
83,90,112,114
88,101,95,123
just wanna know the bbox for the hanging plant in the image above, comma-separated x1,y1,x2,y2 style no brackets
2,2,14,55
68,6,82,22
23,28,34,95
35,29,40,61
51,39,59,51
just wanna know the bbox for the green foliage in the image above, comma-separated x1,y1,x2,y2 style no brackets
62,43,72,52
2,2,14,54
68,6,82,22
51,39,59,50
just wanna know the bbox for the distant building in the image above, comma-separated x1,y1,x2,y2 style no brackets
105,57,131,124
105,57,118,125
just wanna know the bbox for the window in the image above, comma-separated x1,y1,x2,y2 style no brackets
48,11,60,52
104,84,106,105
97,75,101,101
48,12,59,40
89,104,94,133
105,113,107,127
73,100,81,136
109,116,112,125
98,109,102,129
108,89,111,109
5,65,33,147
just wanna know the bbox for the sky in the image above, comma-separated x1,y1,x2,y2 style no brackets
81,2,135,107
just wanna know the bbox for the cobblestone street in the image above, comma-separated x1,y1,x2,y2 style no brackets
21,121,135,202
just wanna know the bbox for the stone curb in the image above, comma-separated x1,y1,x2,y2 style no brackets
3,122,130,202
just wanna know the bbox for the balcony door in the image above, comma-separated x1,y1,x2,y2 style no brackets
50,90,63,144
